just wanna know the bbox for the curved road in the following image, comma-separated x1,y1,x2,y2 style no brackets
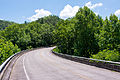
9,47,120,80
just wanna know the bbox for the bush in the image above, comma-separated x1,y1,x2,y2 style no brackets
52,47,60,53
91,49,120,62
0,39,21,65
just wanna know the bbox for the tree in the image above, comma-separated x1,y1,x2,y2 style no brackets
98,14,120,50
54,18,75,55
74,6,99,57
0,38,20,65
0,24,31,50
36,15,61,26
0,20,15,30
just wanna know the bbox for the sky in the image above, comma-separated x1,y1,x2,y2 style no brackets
0,0,120,23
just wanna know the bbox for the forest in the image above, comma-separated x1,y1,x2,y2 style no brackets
0,6,120,65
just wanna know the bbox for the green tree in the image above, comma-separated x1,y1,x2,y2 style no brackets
54,18,75,55
0,38,20,65
91,49,120,62
0,24,31,50
74,6,99,57
98,14,120,50
0,20,15,30
36,15,61,26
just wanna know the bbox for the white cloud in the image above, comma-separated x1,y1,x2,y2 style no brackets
59,4,79,19
28,9,52,21
115,9,120,16
0,18,3,20
85,1,103,9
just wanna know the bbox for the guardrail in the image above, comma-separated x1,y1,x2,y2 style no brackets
0,51,20,73
0,47,43,80
0,50,29,74
0,49,31,80
52,50,120,72
0,47,44,73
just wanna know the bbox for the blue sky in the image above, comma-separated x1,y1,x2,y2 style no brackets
0,0,120,23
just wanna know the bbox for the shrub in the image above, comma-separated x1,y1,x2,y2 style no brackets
0,39,21,65
91,49,120,62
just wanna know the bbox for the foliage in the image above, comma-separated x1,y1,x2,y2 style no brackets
98,15,120,51
54,6,120,61
0,16,61,50
26,22,55,47
36,15,62,26
74,7,99,57
91,49,120,62
0,7,120,64
0,15,61,64
54,18,75,55
0,20,15,30
0,24,31,50
0,38,21,65
52,47,60,53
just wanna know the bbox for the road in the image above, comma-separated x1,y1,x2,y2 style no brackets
9,47,120,80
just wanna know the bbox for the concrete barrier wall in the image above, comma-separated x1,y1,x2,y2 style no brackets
52,50,120,72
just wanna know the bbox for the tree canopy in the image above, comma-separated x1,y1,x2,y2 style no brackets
0,20,15,30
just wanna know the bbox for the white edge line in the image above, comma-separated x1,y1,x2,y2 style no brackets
23,55,30,80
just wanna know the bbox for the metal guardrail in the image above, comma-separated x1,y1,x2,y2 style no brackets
0,49,32,80
52,50,120,72
0,48,42,80
0,51,21,73
0,47,43,76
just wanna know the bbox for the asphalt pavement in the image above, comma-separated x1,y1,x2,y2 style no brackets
9,47,120,80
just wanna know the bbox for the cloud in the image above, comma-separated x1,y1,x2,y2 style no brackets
28,9,52,21
114,9,120,16
59,4,79,19
85,1,103,9
0,18,3,20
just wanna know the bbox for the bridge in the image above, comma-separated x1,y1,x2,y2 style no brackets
1,47,120,80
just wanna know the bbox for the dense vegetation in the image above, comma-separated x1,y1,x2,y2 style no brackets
0,36,20,64
0,7,120,65
0,15,61,64
0,20,15,30
54,7,120,61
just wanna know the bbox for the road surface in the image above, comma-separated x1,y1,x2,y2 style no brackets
9,47,120,80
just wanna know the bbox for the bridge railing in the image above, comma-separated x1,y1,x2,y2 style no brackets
52,50,120,72
0,47,43,80
0,50,29,74
0,51,20,73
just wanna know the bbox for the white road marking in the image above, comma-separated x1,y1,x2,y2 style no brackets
23,55,30,80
